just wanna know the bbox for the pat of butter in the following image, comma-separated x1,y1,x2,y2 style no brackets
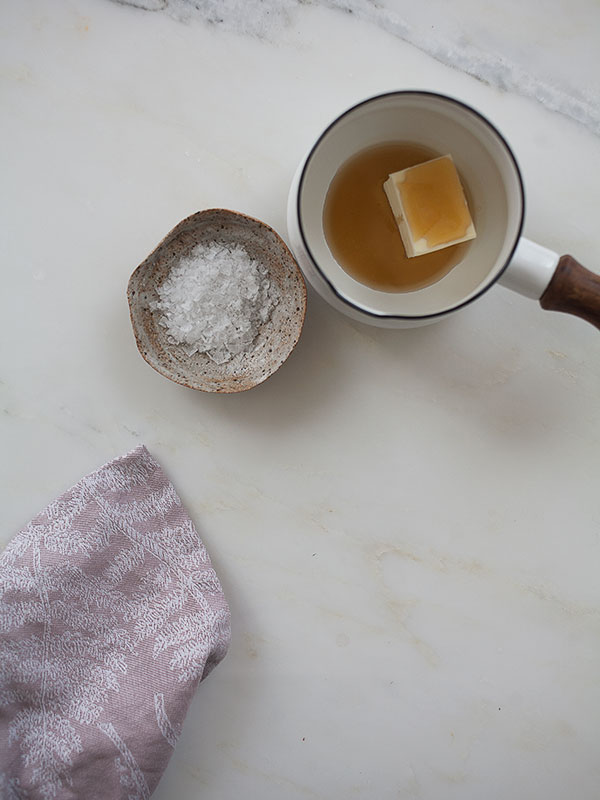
383,154,476,258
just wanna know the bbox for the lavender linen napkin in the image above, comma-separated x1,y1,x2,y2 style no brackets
0,446,230,800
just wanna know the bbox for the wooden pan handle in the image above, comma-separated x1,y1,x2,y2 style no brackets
539,255,600,330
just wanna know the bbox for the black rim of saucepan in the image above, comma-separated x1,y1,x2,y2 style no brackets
296,90,526,321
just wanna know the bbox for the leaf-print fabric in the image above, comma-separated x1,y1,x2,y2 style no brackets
0,446,230,799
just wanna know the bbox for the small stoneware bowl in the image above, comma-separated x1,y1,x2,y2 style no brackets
127,209,307,393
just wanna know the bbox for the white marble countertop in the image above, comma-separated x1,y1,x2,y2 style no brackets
2,1,600,798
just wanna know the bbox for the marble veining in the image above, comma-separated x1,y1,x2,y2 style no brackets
109,0,600,136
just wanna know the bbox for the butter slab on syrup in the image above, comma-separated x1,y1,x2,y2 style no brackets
383,154,476,258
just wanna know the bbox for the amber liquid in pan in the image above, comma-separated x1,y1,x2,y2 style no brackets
323,142,471,293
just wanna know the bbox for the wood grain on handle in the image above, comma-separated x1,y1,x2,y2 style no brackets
539,254,600,330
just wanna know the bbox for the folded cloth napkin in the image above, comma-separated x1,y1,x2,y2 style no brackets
0,446,230,800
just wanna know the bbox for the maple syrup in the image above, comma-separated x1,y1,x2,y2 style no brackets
323,142,472,292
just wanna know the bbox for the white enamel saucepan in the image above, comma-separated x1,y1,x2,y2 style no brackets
287,91,600,330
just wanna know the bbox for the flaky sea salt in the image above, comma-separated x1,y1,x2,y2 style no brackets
151,242,278,364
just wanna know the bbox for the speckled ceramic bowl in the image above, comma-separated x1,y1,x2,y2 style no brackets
127,209,307,392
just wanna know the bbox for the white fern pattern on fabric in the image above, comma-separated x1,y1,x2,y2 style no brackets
98,722,150,800
0,773,30,800
153,692,180,748
0,446,231,800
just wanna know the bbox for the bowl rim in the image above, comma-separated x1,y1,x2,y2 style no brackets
295,90,525,320
127,208,307,393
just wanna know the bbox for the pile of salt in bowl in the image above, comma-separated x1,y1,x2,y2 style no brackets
151,241,279,364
